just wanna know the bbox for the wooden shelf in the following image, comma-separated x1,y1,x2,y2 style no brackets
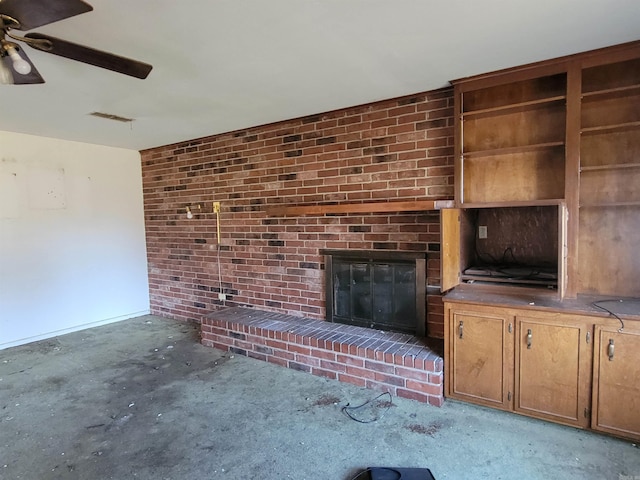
460,199,565,209
265,199,455,217
462,96,566,119
580,201,640,208
581,121,640,136
581,163,640,172
463,142,565,159
582,84,640,100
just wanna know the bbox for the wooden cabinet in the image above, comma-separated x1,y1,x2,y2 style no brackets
442,40,640,442
445,300,640,439
445,302,596,427
446,305,513,410
514,315,592,428
591,324,640,441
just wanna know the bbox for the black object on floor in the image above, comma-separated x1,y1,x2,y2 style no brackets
365,467,436,480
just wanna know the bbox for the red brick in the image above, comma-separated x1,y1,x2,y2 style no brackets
233,339,252,351
373,372,405,387
406,380,442,396
265,339,288,351
267,356,288,368
320,359,347,373
336,354,364,367
346,365,376,380
396,389,429,403
364,359,395,375
310,349,337,361
394,366,429,382
248,351,267,361
211,342,230,352
338,373,367,387
312,368,337,380
294,354,321,368
272,349,295,361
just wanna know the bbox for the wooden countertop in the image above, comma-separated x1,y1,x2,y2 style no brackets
443,284,640,322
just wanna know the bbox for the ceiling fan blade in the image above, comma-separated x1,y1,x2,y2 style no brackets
0,0,93,31
0,47,45,84
25,33,153,79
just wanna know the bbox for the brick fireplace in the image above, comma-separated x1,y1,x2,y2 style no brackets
324,249,427,336
141,86,454,402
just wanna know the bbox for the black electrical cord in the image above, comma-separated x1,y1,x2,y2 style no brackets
342,391,393,424
349,469,373,480
592,300,626,332
502,246,517,265
348,467,403,480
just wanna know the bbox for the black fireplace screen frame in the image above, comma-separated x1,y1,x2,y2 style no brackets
323,250,426,337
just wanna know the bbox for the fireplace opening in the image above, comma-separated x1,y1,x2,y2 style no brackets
323,250,426,336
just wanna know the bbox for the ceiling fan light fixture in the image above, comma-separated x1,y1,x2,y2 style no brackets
0,60,13,84
5,43,30,74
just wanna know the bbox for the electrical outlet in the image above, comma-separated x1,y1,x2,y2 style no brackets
478,225,488,239
218,293,226,301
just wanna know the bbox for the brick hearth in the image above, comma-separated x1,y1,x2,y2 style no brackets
201,307,444,406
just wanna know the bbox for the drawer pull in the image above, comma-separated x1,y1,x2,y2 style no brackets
527,329,533,349
458,321,464,339
608,339,615,361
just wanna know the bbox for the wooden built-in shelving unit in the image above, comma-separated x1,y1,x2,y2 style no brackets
577,53,640,296
442,40,640,442
444,40,640,299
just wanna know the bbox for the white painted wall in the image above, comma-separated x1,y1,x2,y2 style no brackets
0,131,150,349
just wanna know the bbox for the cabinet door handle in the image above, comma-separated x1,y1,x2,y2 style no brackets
458,321,464,339
608,339,615,361
527,329,533,349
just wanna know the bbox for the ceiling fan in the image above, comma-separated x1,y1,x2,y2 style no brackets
0,0,152,85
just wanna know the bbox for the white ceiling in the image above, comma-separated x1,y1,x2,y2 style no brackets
0,0,639,151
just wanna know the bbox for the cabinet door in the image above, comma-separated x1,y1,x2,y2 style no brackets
446,306,514,410
440,209,475,293
592,326,640,441
515,316,592,428
440,208,460,292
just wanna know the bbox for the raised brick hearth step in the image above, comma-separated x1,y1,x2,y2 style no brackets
201,307,444,406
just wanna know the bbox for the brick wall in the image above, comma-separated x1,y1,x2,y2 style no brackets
141,87,454,338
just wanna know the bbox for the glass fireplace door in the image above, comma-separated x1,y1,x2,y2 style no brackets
332,259,418,334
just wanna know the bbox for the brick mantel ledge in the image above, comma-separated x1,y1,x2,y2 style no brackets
201,307,444,406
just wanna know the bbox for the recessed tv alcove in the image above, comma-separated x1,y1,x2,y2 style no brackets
458,205,563,291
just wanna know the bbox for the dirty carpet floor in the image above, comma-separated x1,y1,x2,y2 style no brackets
0,315,638,480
